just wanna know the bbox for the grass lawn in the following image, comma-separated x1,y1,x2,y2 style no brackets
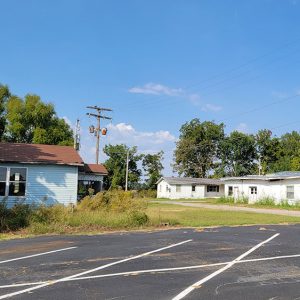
146,202,300,227
2,200,300,240
154,197,300,211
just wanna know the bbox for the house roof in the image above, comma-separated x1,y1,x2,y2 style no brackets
221,171,300,182
0,142,84,166
158,177,222,185
83,163,108,175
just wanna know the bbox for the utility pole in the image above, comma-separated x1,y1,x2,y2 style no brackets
125,150,129,191
74,119,80,151
86,106,112,164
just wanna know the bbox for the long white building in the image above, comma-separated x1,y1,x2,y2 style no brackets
221,171,300,204
157,177,224,199
157,172,300,204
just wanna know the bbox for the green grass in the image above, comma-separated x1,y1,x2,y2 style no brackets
146,203,300,227
155,197,300,211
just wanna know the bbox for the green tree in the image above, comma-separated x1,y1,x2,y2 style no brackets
142,151,164,189
270,131,300,172
218,131,257,176
256,129,280,174
0,84,10,141
4,93,73,145
103,144,143,190
173,118,224,177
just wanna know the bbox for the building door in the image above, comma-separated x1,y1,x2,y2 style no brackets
233,187,239,200
249,186,258,203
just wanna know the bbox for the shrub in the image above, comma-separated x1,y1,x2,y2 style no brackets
129,211,149,226
216,196,234,204
236,197,249,204
78,190,147,213
134,190,157,199
0,200,32,232
30,204,70,224
257,197,275,206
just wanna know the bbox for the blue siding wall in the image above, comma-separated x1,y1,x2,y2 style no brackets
0,163,78,207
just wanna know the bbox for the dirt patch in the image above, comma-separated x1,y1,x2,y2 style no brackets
0,240,74,255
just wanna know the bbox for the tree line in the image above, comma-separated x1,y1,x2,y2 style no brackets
3,83,300,188
174,118,300,178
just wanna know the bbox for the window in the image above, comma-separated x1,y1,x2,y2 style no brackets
228,186,233,196
287,186,294,199
176,185,181,193
192,185,196,192
250,186,257,195
166,185,169,192
159,185,162,192
8,168,27,197
207,185,219,193
0,167,7,196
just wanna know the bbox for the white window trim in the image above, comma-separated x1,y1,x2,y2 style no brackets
0,167,28,198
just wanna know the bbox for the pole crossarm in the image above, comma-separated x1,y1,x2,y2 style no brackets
86,105,113,164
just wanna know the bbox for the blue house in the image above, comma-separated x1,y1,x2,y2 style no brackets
0,143,107,207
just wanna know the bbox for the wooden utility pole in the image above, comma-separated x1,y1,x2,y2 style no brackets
86,106,112,164
125,150,129,191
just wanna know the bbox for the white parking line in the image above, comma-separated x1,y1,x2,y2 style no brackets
0,239,192,299
172,233,280,300
2,251,300,290
0,247,77,264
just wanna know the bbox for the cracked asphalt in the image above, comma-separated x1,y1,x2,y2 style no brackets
0,225,300,300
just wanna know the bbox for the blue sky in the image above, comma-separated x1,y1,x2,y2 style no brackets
1,0,300,175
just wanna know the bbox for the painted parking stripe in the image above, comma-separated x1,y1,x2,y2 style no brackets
0,239,192,299
2,251,300,290
172,233,280,300
0,247,77,264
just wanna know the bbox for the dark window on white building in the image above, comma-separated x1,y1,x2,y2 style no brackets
0,167,7,196
192,185,196,192
207,185,219,193
8,168,27,196
228,186,233,196
250,186,257,195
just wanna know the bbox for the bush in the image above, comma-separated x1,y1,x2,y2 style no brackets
216,196,234,204
30,204,70,224
236,197,249,204
78,190,147,213
257,197,275,206
129,211,149,226
134,190,157,199
0,200,32,232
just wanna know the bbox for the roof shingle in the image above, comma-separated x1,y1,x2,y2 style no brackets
0,142,84,166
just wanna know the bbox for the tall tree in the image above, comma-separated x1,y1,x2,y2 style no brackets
270,131,300,172
4,93,73,145
103,144,143,190
0,84,10,141
218,131,257,176
256,129,280,174
173,119,224,177
142,151,164,189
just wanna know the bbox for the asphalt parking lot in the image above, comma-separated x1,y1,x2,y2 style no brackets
0,225,300,300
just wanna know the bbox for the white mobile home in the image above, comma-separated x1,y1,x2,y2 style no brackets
157,177,224,199
221,172,300,204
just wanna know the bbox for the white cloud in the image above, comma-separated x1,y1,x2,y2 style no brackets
129,83,183,96
79,121,176,175
236,123,248,133
202,103,223,112
129,82,222,113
